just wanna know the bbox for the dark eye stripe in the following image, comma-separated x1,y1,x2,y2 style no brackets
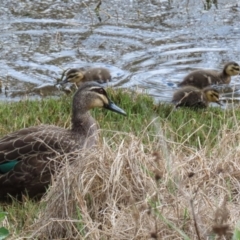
91,87,106,95
68,73,77,78
232,67,240,71
212,93,219,98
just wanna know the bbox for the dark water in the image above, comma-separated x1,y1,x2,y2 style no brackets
0,0,239,102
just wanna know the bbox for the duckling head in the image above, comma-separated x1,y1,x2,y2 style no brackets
73,82,127,116
61,69,85,86
203,88,221,105
224,62,240,76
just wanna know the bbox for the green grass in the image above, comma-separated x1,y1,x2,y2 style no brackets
0,212,9,240
0,199,41,237
0,89,239,150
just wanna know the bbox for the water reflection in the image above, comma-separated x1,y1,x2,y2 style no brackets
0,0,239,104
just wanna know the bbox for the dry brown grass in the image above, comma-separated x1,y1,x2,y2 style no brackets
16,123,240,240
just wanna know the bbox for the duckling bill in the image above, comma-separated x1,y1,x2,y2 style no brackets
0,82,126,201
172,86,221,108
178,62,240,89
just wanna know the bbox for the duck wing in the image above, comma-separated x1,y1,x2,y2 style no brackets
0,125,72,163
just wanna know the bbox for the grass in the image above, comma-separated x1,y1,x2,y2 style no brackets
0,89,240,239
0,89,238,149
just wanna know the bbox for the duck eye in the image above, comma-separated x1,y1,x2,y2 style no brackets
95,88,105,94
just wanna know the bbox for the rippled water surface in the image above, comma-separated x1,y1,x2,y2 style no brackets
0,0,240,102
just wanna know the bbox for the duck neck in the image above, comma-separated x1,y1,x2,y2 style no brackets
71,111,97,138
218,70,230,84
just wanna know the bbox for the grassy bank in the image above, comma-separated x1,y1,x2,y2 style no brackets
0,89,238,149
0,89,240,239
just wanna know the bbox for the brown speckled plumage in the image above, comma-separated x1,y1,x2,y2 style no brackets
0,82,126,200
62,67,112,87
172,86,221,108
178,62,240,89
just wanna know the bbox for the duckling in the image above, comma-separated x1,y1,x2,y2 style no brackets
172,86,221,108
0,82,126,200
60,67,112,87
178,62,240,89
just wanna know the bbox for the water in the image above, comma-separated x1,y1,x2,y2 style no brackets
0,0,239,102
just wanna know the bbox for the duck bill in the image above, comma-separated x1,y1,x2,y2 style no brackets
106,102,127,116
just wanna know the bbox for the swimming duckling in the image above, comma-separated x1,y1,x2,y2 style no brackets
178,62,240,89
60,67,112,87
172,86,221,108
0,82,126,200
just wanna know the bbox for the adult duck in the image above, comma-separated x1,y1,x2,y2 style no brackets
0,82,126,200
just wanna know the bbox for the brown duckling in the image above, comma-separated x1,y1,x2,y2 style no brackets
60,67,111,87
172,86,221,108
178,62,240,89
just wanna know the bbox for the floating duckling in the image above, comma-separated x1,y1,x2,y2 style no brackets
178,62,240,89
60,67,112,87
0,82,126,200
172,86,221,108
